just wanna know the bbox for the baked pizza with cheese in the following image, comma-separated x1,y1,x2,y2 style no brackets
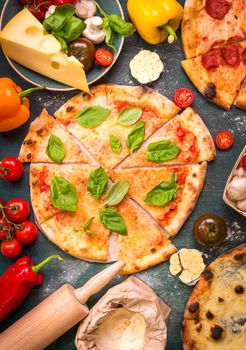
182,244,246,349
20,84,216,273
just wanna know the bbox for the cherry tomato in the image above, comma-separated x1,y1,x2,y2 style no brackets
242,154,246,170
27,3,45,22
36,0,54,9
215,130,234,150
15,221,38,244
95,48,114,67
193,214,227,247
0,156,23,182
1,238,23,258
174,88,194,108
0,217,11,241
54,0,76,5
5,199,30,224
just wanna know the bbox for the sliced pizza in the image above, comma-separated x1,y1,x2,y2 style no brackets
115,199,177,275
121,107,215,168
109,163,207,236
182,0,246,58
54,84,179,170
19,109,88,164
182,244,246,350
234,79,246,109
182,42,246,110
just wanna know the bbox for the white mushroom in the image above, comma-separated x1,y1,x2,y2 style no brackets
75,0,97,20
45,5,56,19
82,16,106,44
227,177,246,201
237,198,246,212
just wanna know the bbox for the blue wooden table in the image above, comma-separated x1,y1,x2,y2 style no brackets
0,1,245,349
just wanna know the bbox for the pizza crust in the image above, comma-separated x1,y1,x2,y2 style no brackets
234,80,246,109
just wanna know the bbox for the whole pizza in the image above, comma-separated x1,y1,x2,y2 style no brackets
19,84,216,275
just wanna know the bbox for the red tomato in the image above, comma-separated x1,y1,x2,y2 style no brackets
15,221,38,244
0,156,23,182
174,88,194,108
27,3,46,22
5,199,30,224
215,130,234,150
95,48,114,67
54,0,76,5
36,0,54,9
0,217,11,241
242,154,246,170
1,238,23,258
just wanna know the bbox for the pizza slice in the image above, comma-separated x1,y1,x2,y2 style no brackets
121,107,215,168
182,42,246,110
182,0,246,58
109,163,207,236
19,109,88,164
234,79,246,109
114,199,177,275
54,84,179,170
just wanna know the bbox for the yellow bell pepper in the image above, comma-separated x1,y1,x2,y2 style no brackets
127,0,184,45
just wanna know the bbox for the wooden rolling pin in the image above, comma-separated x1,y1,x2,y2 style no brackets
0,260,125,350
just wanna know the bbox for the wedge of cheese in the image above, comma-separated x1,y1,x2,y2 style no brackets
0,9,89,92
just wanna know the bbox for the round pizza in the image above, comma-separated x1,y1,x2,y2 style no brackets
182,244,246,349
182,0,246,110
19,84,216,274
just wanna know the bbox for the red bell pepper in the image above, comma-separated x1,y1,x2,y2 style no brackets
0,255,62,321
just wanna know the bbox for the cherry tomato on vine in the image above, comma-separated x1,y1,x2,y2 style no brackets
215,130,234,150
95,48,114,67
15,221,38,244
1,238,23,258
242,155,246,170
0,156,23,182
54,0,76,5
27,3,46,22
174,88,194,108
0,217,11,241
5,198,30,224
36,0,54,9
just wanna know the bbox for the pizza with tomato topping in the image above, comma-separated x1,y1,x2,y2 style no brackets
121,107,216,168
182,0,246,59
182,42,246,110
54,84,179,170
109,163,207,236
19,109,88,164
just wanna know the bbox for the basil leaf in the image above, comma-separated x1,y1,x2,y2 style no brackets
126,121,145,153
56,16,86,43
50,176,78,211
100,208,127,235
147,140,180,163
83,217,97,238
117,106,142,126
109,14,136,37
144,172,178,207
77,106,111,128
109,135,122,154
105,180,129,206
46,134,66,164
87,167,109,200
103,18,116,51
43,4,75,31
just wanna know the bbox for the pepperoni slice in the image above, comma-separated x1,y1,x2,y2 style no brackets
221,44,241,67
201,49,222,71
242,48,246,65
205,0,230,20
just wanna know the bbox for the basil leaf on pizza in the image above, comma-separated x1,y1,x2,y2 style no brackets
105,180,130,206
144,172,178,206
117,106,142,126
109,135,122,154
147,140,180,163
50,176,78,211
126,121,145,153
87,167,109,199
46,134,66,164
100,208,127,235
76,106,111,128
83,217,97,238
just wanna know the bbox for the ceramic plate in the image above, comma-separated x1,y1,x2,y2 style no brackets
0,0,124,91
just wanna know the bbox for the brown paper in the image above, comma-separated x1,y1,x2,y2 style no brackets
75,276,171,350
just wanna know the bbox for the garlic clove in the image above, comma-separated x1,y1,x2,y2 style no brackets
227,177,246,201
237,198,246,212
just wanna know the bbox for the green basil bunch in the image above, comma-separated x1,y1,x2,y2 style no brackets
96,2,135,51
144,172,178,207
43,5,86,51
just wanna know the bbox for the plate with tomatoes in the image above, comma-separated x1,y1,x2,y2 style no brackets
0,0,124,91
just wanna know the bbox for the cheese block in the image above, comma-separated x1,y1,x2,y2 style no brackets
0,9,89,92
